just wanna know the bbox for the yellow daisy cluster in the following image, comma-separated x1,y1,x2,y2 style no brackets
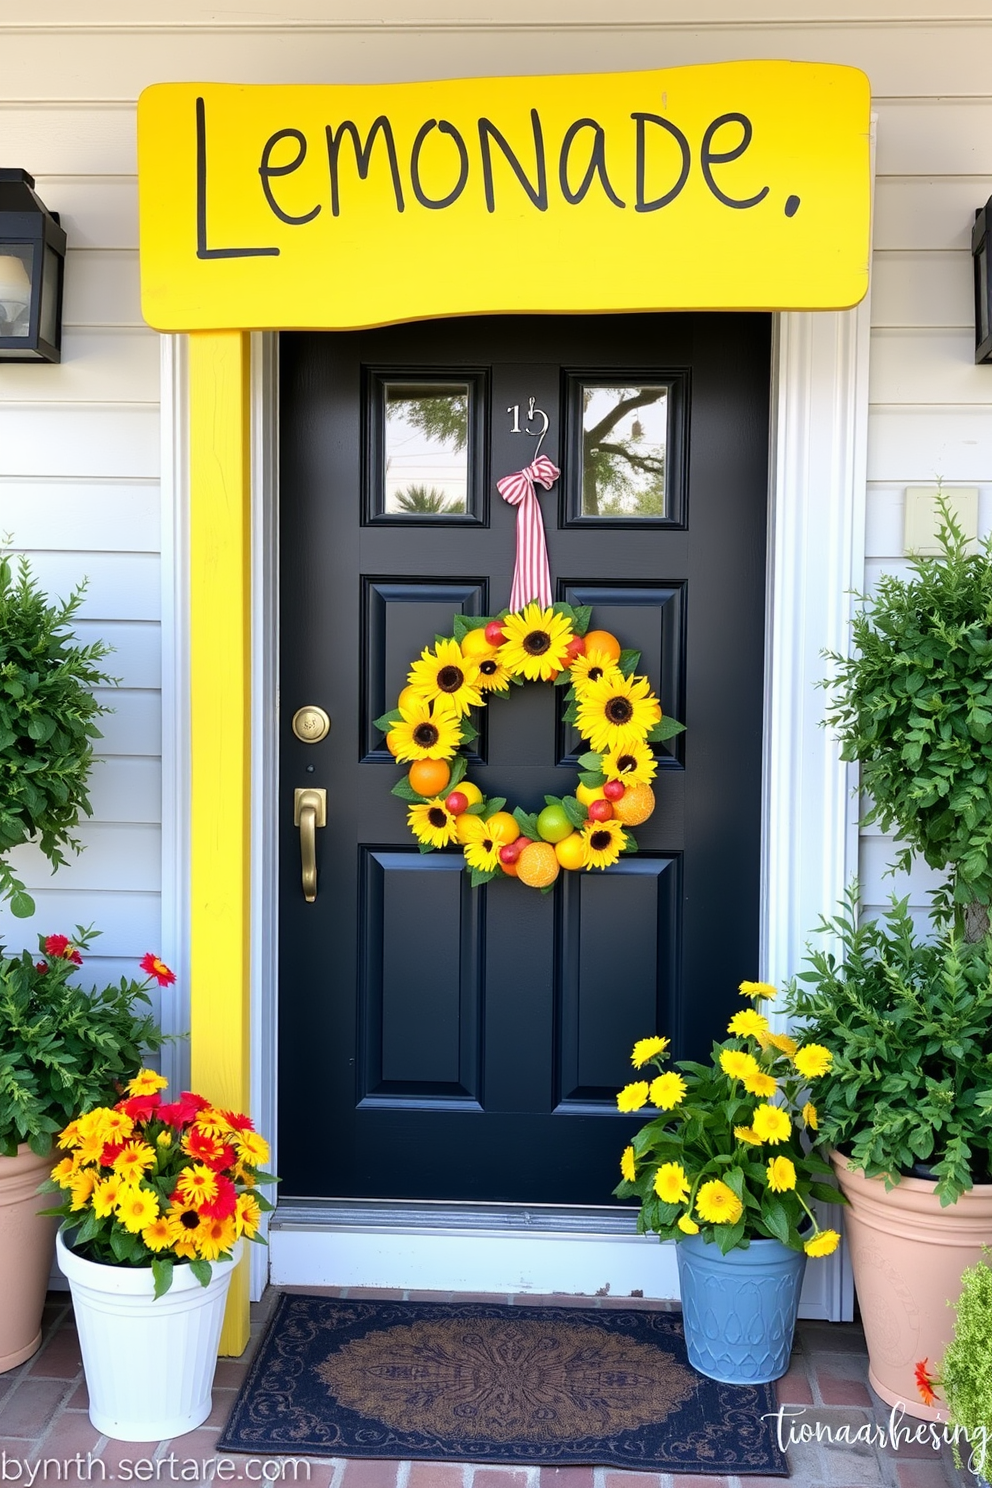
50,1071,270,1283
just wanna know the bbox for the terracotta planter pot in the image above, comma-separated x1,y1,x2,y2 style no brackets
0,1145,58,1372
830,1149,992,1422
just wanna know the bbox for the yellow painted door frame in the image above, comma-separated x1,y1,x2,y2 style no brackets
188,330,253,1354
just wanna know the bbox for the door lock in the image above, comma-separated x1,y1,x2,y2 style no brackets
292,705,331,743
293,788,327,903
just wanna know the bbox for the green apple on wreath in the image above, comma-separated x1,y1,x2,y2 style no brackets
374,601,684,891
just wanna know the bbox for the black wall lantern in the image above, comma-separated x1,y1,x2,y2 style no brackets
974,194,992,365
0,169,66,363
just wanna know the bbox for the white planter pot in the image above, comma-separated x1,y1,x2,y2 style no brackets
56,1228,242,1441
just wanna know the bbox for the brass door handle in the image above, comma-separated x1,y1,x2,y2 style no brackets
293,788,327,903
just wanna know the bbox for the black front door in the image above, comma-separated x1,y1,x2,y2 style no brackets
279,313,770,1204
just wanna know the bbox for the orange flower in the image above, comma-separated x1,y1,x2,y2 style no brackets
175,1163,218,1207
140,953,176,986
915,1359,939,1407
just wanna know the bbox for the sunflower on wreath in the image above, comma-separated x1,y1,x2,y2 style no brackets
374,600,685,892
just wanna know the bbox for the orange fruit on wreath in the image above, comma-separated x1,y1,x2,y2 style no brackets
409,758,451,797
582,629,622,662
517,841,560,888
612,782,656,826
554,833,586,871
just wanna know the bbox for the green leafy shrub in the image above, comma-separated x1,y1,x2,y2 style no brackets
0,928,165,1156
927,1251,992,1473
785,887,992,1204
0,553,114,917
821,500,992,930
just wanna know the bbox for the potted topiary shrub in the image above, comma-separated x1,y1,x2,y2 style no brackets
786,891,992,1421
0,931,167,1372
0,550,113,919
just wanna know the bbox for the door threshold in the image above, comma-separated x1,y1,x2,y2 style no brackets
271,1198,640,1235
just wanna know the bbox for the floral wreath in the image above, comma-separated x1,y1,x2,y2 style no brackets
374,601,684,890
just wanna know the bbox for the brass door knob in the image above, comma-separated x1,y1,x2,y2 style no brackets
293,788,327,902
292,705,331,743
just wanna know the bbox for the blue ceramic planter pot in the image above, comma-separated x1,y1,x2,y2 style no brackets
676,1233,807,1385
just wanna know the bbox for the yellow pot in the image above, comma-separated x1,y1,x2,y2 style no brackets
0,1144,58,1372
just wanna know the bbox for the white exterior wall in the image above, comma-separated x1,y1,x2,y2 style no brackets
0,3,989,1008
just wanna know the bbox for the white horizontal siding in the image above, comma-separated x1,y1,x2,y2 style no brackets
63,250,142,327
0,329,159,404
0,481,158,550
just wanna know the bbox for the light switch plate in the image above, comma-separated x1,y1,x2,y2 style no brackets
904,487,979,555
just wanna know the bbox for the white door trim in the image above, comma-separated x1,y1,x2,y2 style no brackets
161,296,871,1313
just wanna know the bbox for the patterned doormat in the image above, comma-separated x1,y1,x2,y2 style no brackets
217,1294,787,1474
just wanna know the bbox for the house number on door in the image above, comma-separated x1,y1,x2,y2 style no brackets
507,396,549,457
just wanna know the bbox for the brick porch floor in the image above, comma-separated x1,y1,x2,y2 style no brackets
0,1289,975,1488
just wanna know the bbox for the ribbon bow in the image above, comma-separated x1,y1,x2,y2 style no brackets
496,453,560,612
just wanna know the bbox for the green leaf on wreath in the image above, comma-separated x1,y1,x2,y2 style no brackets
577,752,603,770
620,832,638,854
466,801,487,815
513,808,541,840
391,779,430,804
552,603,576,624
618,649,642,677
483,797,507,819
373,710,403,733
540,883,555,894
544,795,563,809
554,670,574,686
452,614,492,642
460,718,479,743
578,771,606,789
572,606,592,636
647,717,686,742
470,866,498,888
447,755,467,789
418,842,435,854
562,796,588,828
563,702,579,724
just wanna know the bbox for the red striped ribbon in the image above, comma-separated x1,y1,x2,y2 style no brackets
496,453,560,612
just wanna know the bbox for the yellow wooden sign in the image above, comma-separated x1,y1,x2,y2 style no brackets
137,62,870,331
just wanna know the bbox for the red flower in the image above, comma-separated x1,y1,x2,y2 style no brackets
35,962,47,974
100,1142,125,1167
158,1091,209,1128
915,1359,939,1407
140,953,176,987
199,1175,237,1220
210,1142,236,1172
44,934,83,966
221,1110,255,1133
120,1094,160,1122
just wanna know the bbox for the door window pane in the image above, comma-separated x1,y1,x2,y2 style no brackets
579,384,669,518
382,382,469,517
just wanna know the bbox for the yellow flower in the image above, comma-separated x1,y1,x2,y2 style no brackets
499,604,575,681
601,740,658,787
96,1109,135,1144
116,1184,160,1234
575,672,662,755
91,1174,124,1217
751,1103,792,1145
719,1050,759,1081
196,1215,238,1261
580,818,628,870
407,636,483,717
654,1162,690,1205
141,1216,174,1252
387,695,462,763
734,1125,762,1145
569,649,621,690
69,1168,97,1211
57,1121,82,1151
677,1214,700,1235
649,1072,687,1111
620,1145,637,1183
631,1035,670,1068
459,813,505,874
742,1070,778,1099
766,1156,797,1193
234,1130,270,1168
695,1180,744,1226
408,796,460,849
236,1192,262,1240
475,654,512,693
802,1101,819,1131
112,1141,157,1185
51,1157,76,1188
127,1068,169,1097
727,1009,769,1039
759,1031,798,1058
804,1229,841,1258
739,980,777,1002
616,1081,650,1113
176,1163,219,1207
157,1130,173,1147
793,1044,833,1079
